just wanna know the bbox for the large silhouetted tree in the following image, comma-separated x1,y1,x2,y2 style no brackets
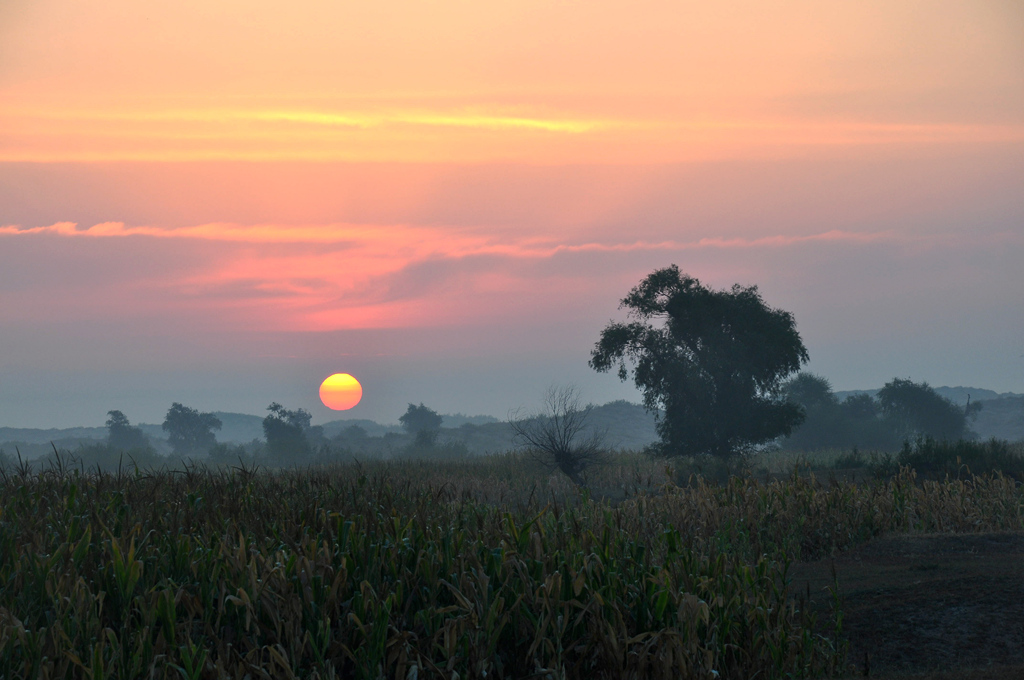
162,403,222,455
590,265,807,458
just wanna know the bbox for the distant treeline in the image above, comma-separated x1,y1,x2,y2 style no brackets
0,400,660,472
780,373,981,452
4,381,1023,473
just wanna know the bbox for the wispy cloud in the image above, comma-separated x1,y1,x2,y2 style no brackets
0,221,897,246
4,104,1021,163
4,219,1004,334
8,107,615,133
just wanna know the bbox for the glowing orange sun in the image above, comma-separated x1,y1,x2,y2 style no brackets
319,373,363,410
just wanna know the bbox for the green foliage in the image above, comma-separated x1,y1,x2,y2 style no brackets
104,410,151,452
782,373,901,452
878,378,972,441
262,402,313,462
392,405,469,460
784,373,837,411
399,402,443,435
4,454,1024,678
207,441,257,467
856,437,1024,481
591,265,808,458
782,374,845,451
782,374,982,453
162,402,222,455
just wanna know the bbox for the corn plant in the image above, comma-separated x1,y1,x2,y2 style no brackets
1,454,1020,678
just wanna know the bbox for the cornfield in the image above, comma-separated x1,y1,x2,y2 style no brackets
1,453,1021,679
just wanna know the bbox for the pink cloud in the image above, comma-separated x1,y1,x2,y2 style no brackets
4,218,1020,342
0,219,923,336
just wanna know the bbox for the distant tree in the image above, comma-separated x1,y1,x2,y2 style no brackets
330,424,369,454
877,378,971,441
839,394,879,421
590,265,807,459
781,374,901,451
836,393,902,451
105,410,151,452
509,385,605,486
781,373,846,451
400,403,443,446
162,403,222,455
207,441,254,467
784,373,837,411
263,403,313,460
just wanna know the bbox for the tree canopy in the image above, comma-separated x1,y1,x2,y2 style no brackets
780,375,981,451
878,378,974,441
162,402,222,455
783,373,837,412
105,410,150,452
263,403,313,460
399,403,444,446
589,265,807,458
781,373,899,451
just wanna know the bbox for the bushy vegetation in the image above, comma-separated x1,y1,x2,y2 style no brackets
103,411,152,456
163,404,222,456
835,437,1024,482
781,374,981,453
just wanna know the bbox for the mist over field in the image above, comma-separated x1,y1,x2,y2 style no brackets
4,383,1023,472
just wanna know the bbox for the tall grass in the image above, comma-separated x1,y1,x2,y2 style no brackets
860,437,1024,481
1,453,1022,678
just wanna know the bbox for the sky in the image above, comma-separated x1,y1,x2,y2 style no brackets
1,0,1023,428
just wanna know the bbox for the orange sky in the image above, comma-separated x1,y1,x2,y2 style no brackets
3,0,1022,163
1,0,1022,426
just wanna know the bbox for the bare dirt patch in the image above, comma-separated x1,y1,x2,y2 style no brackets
792,532,1024,678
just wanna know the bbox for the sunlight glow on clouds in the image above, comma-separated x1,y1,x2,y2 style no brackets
2,0,1021,163
0,219,956,334
3,104,1021,162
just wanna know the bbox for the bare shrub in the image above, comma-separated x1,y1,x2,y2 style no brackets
509,385,606,486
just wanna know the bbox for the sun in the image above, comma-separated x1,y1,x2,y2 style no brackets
319,373,363,410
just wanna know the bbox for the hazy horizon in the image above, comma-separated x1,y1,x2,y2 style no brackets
2,1,1022,429
3,381,1022,432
